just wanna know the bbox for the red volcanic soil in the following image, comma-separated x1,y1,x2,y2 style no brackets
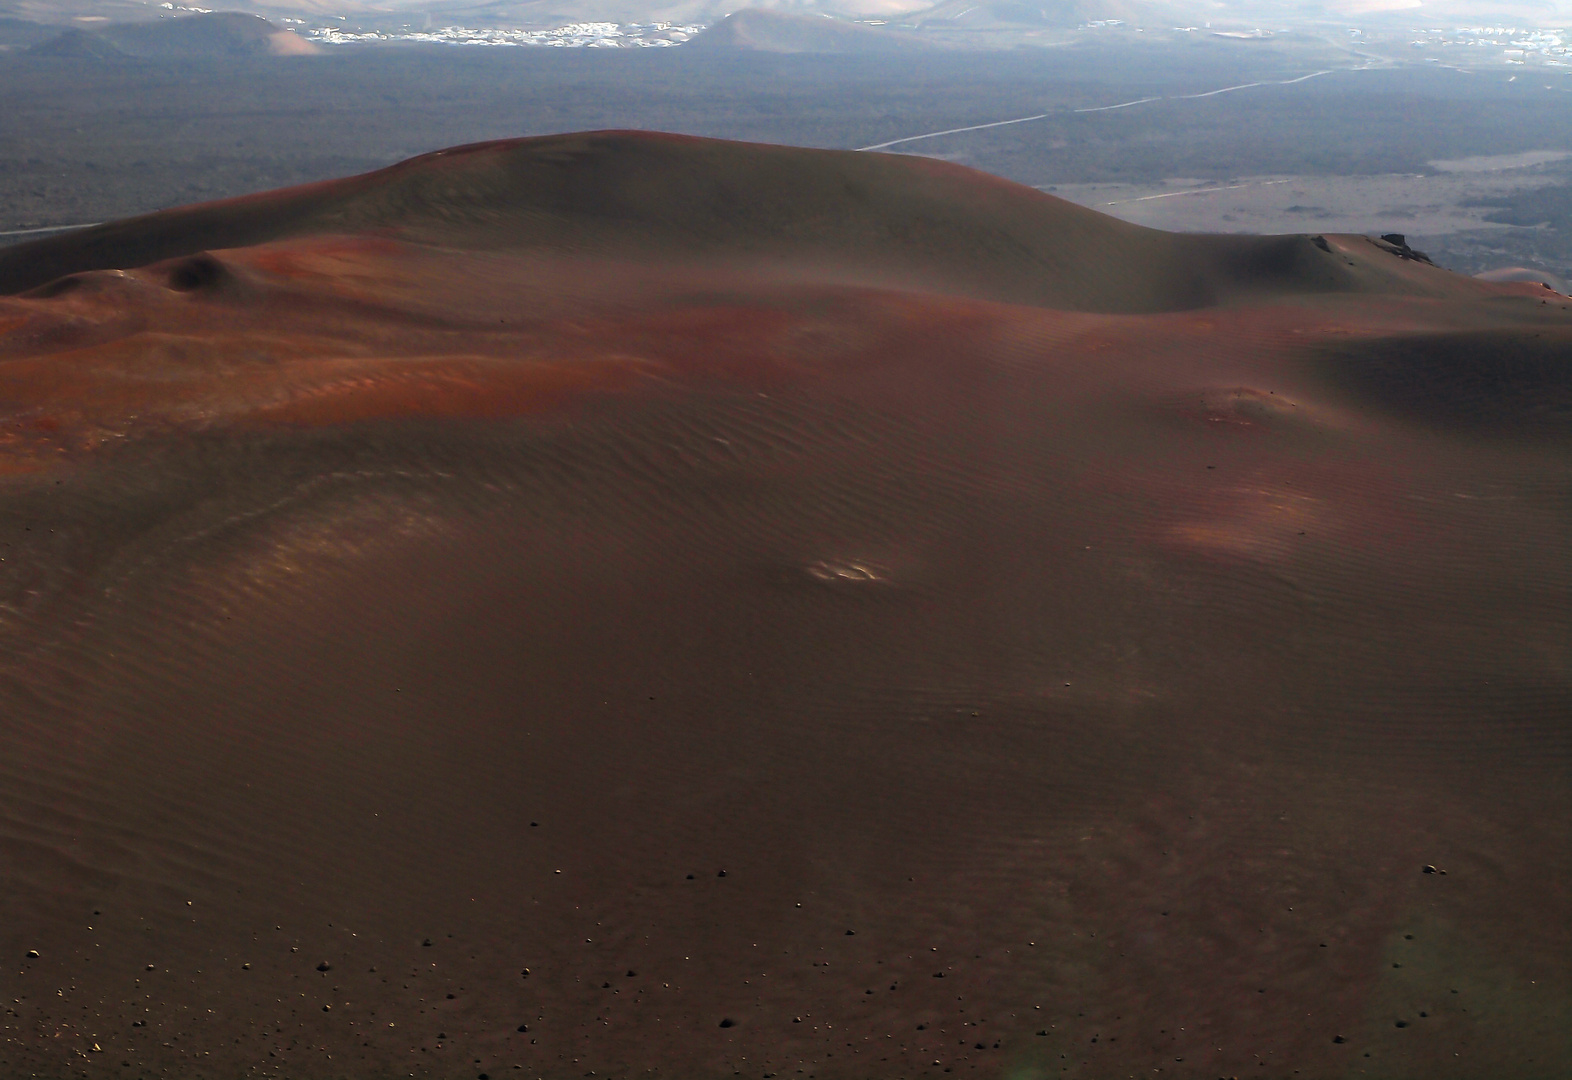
0,133,1567,1080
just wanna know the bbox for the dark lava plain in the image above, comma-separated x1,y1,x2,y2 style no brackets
0,133,1568,1080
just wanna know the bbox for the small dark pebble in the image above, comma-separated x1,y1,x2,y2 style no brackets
530,822,539,827
521,968,530,977
1333,1036,1346,1044
845,930,856,936
602,983,611,989
716,870,727,878
322,1005,331,1012
865,989,874,994
1395,1020,1408,1028
317,962,331,972
974,1042,986,1050
242,963,251,970
1036,1030,1048,1037
423,939,433,947
25,950,39,959
933,972,945,978
448,993,457,999
686,874,695,880
916,1024,926,1031
626,970,636,977
517,1025,529,1033
1422,865,1437,874
719,1018,735,1028
145,964,156,971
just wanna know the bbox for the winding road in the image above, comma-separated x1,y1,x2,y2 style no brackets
856,68,1337,151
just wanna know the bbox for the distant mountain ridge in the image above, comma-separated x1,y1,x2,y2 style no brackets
687,8,930,52
27,11,319,58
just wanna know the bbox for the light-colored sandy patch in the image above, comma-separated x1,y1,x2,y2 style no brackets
1044,166,1569,238
1429,150,1572,173
267,29,322,56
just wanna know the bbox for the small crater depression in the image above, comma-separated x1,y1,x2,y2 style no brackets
163,252,235,294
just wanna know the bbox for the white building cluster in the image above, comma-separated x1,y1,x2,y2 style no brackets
1407,26,1569,65
305,22,704,48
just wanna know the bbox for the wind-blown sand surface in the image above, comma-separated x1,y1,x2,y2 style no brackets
0,132,1567,1080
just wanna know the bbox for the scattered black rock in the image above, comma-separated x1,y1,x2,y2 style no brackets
316,961,331,971
1395,1020,1408,1028
717,870,727,878
423,938,434,946
1372,234,1434,265
1311,235,1331,252
1333,1035,1347,1044
517,1024,529,1033
719,1017,735,1028
626,970,636,977
24,950,38,958
845,929,856,936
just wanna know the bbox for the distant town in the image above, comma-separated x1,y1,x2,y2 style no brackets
303,20,704,48
289,14,1572,72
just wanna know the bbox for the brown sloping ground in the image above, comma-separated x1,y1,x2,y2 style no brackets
0,133,1567,1080
0,131,1486,311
